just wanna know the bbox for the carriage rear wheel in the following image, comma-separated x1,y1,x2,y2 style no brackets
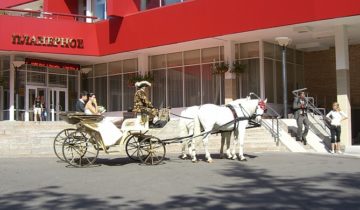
62,131,99,168
53,128,76,161
138,136,166,165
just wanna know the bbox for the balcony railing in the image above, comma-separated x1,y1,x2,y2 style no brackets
0,8,98,23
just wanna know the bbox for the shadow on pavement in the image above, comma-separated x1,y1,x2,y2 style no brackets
0,162,359,210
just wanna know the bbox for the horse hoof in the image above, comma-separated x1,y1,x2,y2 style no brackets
239,157,247,161
191,159,198,163
219,155,224,159
180,155,187,160
207,159,213,163
231,156,237,160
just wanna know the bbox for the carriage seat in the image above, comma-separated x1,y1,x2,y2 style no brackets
114,111,136,129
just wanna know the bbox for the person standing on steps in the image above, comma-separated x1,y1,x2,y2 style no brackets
326,102,348,154
293,91,309,145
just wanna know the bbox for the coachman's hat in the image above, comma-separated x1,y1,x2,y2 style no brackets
135,81,151,88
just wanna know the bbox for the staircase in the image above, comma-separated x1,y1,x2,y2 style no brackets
0,121,75,157
0,119,288,158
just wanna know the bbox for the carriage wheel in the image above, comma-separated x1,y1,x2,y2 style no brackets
62,131,99,168
53,128,76,161
138,136,166,165
125,134,146,161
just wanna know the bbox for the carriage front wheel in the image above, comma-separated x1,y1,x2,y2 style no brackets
62,131,99,168
53,128,76,161
138,136,166,165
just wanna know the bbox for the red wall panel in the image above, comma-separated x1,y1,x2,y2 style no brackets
0,0,35,8
1,0,360,56
107,0,140,17
43,0,78,14
0,15,99,55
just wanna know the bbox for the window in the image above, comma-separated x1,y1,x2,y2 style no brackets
150,46,224,108
141,0,184,10
168,67,183,107
95,76,107,109
152,69,166,108
263,42,304,104
109,75,122,111
184,65,201,106
235,42,260,98
123,73,136,111
93,0,106,20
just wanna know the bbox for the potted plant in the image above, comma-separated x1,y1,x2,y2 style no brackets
231,60,246,74
212,62,229,74
129,72,154,87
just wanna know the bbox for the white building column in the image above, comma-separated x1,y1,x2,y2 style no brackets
259,40,265,99
335,25,352,147
9,55,15,121
138,54,149,75
224,40,236,104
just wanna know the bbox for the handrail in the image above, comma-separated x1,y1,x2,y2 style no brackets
0,8,98,22
249,93,281,145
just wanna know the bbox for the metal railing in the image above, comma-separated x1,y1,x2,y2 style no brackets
0,8,98,23
249,93,281,145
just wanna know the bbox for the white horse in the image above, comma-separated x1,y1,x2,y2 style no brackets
179,106,233,160
191,97,267,163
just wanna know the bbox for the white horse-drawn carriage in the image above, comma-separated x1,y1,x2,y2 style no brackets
53,94,267,168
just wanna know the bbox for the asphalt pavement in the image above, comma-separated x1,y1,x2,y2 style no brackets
0,152,359,210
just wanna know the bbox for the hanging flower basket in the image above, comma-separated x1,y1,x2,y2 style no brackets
128,72,154,87
212,62,229,75
231,61,246,75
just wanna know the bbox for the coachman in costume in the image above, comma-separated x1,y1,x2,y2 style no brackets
133,81,158,125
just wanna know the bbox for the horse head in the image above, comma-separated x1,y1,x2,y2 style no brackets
254,98,268,123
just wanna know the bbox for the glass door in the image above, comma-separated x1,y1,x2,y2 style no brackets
25,85,47,121
49,88,68,121
0,86,3,120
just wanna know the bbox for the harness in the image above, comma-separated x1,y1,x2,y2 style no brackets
226,104,239,131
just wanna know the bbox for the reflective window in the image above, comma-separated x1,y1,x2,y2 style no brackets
93,0,106,20
152,69,166,108
109,75,122,111
168,67,183,107
184,65,201,106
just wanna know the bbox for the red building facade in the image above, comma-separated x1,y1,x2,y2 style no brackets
1,0,360,146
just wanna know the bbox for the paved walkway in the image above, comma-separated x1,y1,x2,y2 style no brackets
0,152,359,210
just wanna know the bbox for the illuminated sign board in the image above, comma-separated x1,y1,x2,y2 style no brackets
25,58,80,71
12,34,84,49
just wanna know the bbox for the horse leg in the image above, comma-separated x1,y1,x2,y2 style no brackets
220,134,225,159
190,138,198,163
231,131,238,159
181,141,188,159
203,133,213,163
225,132,233,159
237,122,247,161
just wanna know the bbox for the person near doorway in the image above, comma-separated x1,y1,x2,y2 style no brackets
33,96,43,122
40,96,47,121
326,102,348,154
293,91,309,145
75,91,88,113
133,81,158,126
84,93,99,115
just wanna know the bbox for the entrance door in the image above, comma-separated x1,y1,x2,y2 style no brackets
0,86,3,120
49,88,68,121
25,86,68,121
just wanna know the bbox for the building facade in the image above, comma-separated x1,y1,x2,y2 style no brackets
0,0,359,146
